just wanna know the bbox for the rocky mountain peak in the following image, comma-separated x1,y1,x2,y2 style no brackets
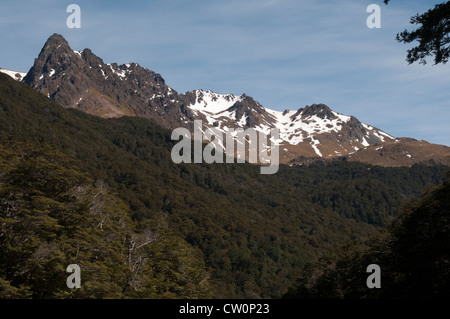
226,95,268,127
23,34,80,87
36,33,73,65
22,34,186,122
42,33,70,52
79,48,105,67
301,103,336,120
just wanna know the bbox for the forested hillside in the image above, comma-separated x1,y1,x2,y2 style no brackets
0,73,448,298
277,162,447,226
0,143,211,298
284,173,450,299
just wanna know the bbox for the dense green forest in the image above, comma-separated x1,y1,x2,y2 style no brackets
277,162,447,226
0,143,211,298
0,73,448,298
284,172,450,298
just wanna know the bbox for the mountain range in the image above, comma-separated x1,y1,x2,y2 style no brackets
1,33,450,299
2,33,450,167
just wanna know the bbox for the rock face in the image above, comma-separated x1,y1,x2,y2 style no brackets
22,34,450,166
23,33,190,127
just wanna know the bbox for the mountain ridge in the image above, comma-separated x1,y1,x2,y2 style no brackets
17,34,450,166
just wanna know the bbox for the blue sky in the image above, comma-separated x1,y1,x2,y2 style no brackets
1,0,449,146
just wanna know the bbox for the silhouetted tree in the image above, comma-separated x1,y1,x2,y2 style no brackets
385,1,450,65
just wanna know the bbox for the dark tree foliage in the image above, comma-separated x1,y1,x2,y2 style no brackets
284,173,450,299
0,143,212,299
277,162,448,226
386,1,450,65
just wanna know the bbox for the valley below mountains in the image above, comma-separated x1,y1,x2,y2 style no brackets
0,34,449,299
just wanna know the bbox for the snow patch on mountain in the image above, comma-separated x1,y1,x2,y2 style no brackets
74,50,83,58
188,90,243,114
362,123,396,141
183,90,397,158
264,108,352,145
0,68,27,81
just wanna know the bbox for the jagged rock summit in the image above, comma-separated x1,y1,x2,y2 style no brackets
23,33,186,124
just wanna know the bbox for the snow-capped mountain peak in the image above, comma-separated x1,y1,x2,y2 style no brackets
182,91,396,159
